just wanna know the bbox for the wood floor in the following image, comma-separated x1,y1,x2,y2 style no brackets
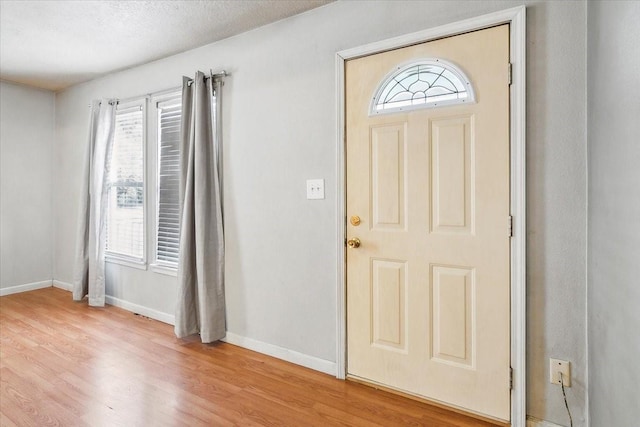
0,288,501,426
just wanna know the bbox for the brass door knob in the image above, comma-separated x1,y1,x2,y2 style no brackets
347,237,361,248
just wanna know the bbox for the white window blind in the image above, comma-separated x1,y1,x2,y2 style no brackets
106,104,145,261
156,96,181,267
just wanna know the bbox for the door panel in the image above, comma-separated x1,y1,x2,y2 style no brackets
431,116,473,233
346,25,510,421
371,258,407,350
370,124,407,229
431,265,474,366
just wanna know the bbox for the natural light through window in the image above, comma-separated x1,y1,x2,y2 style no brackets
106,102,145,261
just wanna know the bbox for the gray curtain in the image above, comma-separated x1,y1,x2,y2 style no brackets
174,72,225,343
72,99,116,306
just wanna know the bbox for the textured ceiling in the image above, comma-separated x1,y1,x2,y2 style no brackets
0,0,332,91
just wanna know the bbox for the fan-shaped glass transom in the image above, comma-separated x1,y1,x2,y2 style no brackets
371,59,475,115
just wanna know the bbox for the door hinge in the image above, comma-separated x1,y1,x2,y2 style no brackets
508,215,513,237
510,367,514,389
508,63,513,85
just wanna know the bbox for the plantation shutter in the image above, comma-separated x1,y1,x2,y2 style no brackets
105,105,145,260
156,96,182,266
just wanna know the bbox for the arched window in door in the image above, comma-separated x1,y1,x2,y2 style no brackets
371,59,475,115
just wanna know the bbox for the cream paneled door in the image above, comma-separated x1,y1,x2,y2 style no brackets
346,25,511,421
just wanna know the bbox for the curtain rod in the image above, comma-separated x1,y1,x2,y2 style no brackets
186,69,228,86
114,85,183,106
89,86,181,108
89,69,227,108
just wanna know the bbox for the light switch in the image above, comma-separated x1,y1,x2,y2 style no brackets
306,179,325,200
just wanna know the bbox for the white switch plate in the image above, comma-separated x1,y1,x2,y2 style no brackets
549,358,571,387
306,179,325,200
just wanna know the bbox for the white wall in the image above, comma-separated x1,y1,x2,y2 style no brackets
0,81,54,291
523,3,587,425
587,2,640,426
53,1,588,424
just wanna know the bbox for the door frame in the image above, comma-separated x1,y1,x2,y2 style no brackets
335,6,526,426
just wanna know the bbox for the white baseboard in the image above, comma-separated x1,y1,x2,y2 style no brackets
97,297,337,378
527,416,565,427
98,295,337,378
35,279,337,379
53,280,73,291
0,279,53,296
51,280,176,325
223,331,336,376
104,295,176,325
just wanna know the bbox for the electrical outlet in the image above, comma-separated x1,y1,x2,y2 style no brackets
549,358,571,387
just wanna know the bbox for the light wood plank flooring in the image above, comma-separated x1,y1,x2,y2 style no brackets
0,287,500,426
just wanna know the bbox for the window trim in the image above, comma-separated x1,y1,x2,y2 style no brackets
105,98,148,266
149,263,178,277
105,253,148,270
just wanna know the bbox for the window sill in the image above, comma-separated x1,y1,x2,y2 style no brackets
150,263,178,277
105,255,147,270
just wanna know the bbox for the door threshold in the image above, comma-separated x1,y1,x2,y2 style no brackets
346,375,510,427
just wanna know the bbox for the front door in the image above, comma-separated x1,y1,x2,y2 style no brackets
346,25,511,421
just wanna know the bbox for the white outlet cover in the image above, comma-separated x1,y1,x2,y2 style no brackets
549,358,571,387
306,179,325,200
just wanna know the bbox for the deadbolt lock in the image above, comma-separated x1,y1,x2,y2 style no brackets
350,215,361,226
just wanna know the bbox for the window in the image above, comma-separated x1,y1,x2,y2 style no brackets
155,94,182,267
371,59,475,115
105,101,145,262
